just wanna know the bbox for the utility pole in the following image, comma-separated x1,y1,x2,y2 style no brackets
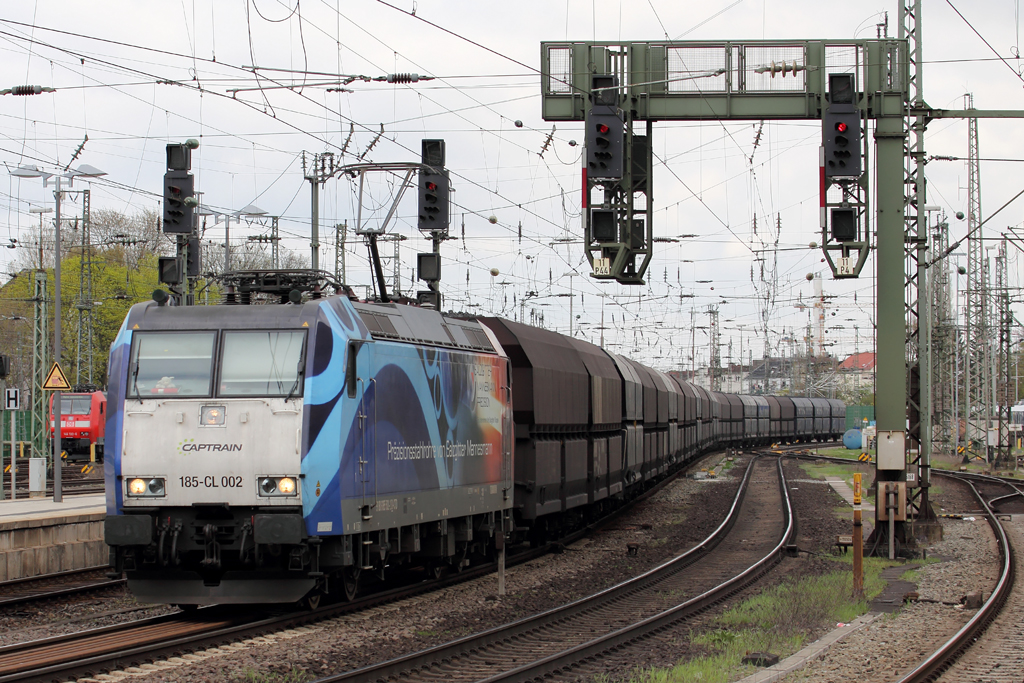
303,151,336,271
334,221,347,284
379,233,407,298
930,215,955,456
30,270,47,461
708,305,721,392
995,238,1009,464
964,93,989,460
74,190,93,387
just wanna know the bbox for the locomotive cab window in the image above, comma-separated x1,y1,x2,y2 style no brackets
128,332,217,398
61,396,91,415
218,331,306,397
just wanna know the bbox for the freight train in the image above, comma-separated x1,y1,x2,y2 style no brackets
103,288,843,607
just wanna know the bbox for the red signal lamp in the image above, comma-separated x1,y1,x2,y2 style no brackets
596,123,610,134
835,122,848,133
426,182,437,191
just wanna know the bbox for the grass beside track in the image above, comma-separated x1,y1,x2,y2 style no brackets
624,455,932,683
623,555,926,683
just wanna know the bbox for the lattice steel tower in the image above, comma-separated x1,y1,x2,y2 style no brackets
930,217,956,453
901,0,933,514
30,270,48,458
708,304,721,391
74,190,94,387
994,237,1009,462
964,92,992,454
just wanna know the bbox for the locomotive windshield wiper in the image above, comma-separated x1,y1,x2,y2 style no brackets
284,342,307,401
130,360,141,399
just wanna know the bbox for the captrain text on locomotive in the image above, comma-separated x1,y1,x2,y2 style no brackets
103,293,844,606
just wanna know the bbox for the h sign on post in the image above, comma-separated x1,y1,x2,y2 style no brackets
4,388,20,411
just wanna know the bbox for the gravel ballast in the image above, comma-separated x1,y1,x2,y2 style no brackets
62,456,1006,683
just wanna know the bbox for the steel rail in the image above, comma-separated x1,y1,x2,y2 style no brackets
0,565,110,589
475,456,794,683
0,573,125,610
0,447,729,683
777,454,1015,681
312,453,785,683
894,471,1015,683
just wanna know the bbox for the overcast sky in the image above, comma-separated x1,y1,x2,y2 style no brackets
1,0,1023,372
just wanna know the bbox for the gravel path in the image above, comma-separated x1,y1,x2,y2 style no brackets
781,472,1004,683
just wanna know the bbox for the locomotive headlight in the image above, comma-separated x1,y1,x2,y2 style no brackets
127,477,165,497
201,405,226,426
257,476,298,497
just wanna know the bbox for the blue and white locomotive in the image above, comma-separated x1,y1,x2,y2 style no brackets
104,291,512,605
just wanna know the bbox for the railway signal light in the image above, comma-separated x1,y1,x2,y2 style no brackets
586,111,624,179
823,73,861,179
421,138,445,168
591,208,617,242
157,256,181,285
831,207,857,241
417,169,450,232
586,73,624,180
186,235,201,277
417,252,441,282
162,170,195,234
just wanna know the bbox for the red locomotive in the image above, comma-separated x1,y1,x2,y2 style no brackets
48,390,107,463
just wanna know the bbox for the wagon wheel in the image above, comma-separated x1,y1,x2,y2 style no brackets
452,546,469,573
342,568,360,602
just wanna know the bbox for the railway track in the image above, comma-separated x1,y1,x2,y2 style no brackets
0,567,126,610
313,453,792,683
781,452,1017,682
892,471,1017,683
2,464,103,498
0,445,740,682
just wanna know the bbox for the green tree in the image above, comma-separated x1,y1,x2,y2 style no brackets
1,215,164,390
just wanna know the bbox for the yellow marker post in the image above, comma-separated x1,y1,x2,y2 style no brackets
853,472,863,597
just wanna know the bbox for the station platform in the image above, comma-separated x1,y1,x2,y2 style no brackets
0,494,106,581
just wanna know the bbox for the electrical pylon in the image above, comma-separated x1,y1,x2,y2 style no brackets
708,304,721,391
74,190,94,387
900,0,933,515
30,270,48,458
930,216,956,453
964,92,992,457
995,237,1009,463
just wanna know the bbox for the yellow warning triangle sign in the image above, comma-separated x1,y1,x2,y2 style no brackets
43,362,72,390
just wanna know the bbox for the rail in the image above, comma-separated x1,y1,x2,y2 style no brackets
894,471,1015,683
313,453,791,683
